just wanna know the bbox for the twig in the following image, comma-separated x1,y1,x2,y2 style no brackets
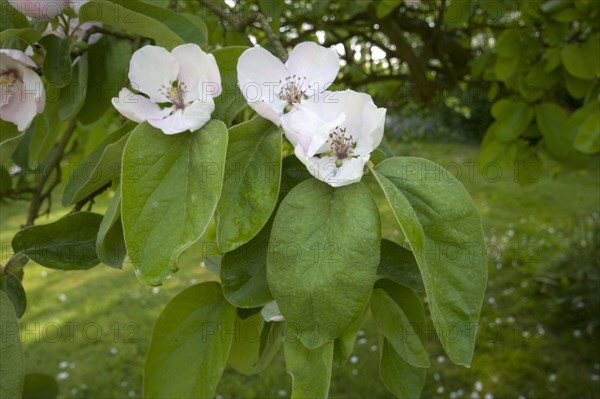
199,0,287,59
26,119,77,226
82,25,138,43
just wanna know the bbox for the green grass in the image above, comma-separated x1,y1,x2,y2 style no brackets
2,140,599,398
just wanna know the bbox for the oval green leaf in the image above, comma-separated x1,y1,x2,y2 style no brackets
144,282,235,398
267,179,381,349
0,291,24,399
12,212,102,270
217,116,282,250
121,121,228,286
372,157,487,366
283,338,334,399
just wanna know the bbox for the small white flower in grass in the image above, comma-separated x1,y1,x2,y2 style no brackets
0,50,45,131
237,42,340,126
282,90,385,187
112,44,221,135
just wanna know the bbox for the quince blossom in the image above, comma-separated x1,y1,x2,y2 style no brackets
0,49,45,131
112,44,221,135
282,90,386,187
236,42,339,126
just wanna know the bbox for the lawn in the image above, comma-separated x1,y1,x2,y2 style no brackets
1,139,599,399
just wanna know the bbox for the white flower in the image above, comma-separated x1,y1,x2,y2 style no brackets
112,44,221,135
8,0,68,20
0,49,45,131
236,42,340,126
282,90,386,187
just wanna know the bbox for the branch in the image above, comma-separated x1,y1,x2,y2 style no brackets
199,0,287,59
26,119,77,226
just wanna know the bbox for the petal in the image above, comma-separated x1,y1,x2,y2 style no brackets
111,88,170,123
21,67,45,113
180,97,215,132
0,49,36,69
129,46,179,103
283,103,344,156
248,98,286,126
147,109,188,135
286,42,340,96
237,46,288,122
0,80,39,131
172,44,222,100
297,151,367,188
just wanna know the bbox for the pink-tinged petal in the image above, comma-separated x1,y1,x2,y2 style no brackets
129,46,179,103
286,42,339,96
111,88,169,123
21,67,45,113
172,44,222,100
247,98,286,126
0,80,39,131
180,97,214,132
0,49,36,68
147,109,188,135
237,46,288,121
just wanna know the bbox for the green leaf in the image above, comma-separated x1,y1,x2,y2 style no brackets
79,0,183,49
78,35,132,125
0,291,24,399
144,282,235,398
221,222,273,308
0,165,11,193
377,239,425,291
0,0,29,31
333,307,366,368
227,312,280,376
479,134,518,170
0,273,26,318
111,0,207,47
376,0,403,18
121,121,228,286
380,338,426,399
12,212,102,270
372,157,487,366
490,99,534,142
212,46,249,124
0,120,23,163
267,179,381,349
494,55,519,81
217,116,282,250
28,83,61,168
96,187,126,268
574,113,600,154
536,102,570,158
371,288,429,368
59,53,88,120
561,43,596,80
280,155,312,198
377,279,427,398
495,29,522,57
22,373,59,399
0,28,40,45
565,73,590,99
444,0,473,27
39,35,72,88
283,338,334,399
62,122,133,206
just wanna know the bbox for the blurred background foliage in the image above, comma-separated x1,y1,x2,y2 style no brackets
183,0,599,175
1,0,599,398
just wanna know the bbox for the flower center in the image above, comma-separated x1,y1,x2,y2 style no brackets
0,71,18,88
160,81,188,110
278,75,307,105
328,126,356,167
